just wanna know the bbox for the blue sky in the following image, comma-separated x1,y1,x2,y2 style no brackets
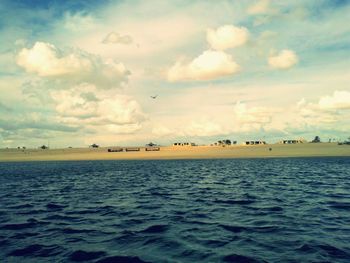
0,0,349,147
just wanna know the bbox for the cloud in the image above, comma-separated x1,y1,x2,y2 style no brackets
184,119,226,137
16,42,130,88
63,12,96,31
0,116,78,133
102,32,133,45
268,49,298,69
318,90,350,110
152,124,175,137
296,90,350,125
207,25,249,50
0,109,79,147
167,50,240,81
51,84,146,133
0,101,11,112
234,101,277,125
247,0,271,15
17,42,91,77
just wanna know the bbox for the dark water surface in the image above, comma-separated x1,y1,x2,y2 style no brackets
0,158,349,263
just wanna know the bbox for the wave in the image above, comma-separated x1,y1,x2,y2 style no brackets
69,250,106,262
223,253,266,263
7,244,62,257
95,255,150,263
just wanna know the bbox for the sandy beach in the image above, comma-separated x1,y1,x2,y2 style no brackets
0,143,349,162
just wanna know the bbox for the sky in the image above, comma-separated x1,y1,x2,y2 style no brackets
0,0,349,148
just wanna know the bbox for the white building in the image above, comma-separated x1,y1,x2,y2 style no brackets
243,141,266,145
278,139,306,144
173,142,196,146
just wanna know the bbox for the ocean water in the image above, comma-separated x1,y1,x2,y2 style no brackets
0,158,349,263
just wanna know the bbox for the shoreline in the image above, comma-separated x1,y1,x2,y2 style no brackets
0,143,349,162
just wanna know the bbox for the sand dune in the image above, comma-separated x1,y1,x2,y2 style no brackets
0,143,349,162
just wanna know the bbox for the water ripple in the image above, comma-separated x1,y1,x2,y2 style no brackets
0,158,349,262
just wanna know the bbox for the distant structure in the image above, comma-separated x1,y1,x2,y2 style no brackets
243,141,266,145
108,147,123,152
89,143,99,148
212,140,237,146
173,142,196,146
338,137,350,145
278,139,306,144
145,146,160,151
125,147,140,152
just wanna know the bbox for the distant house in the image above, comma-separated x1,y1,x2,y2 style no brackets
125,147,140,152
173,142,196,146
212,139,237,146
243,141,266,145
90,143,99,148
278,139,306,144
145,146,160,151
338,137,350,145
108,147,123,152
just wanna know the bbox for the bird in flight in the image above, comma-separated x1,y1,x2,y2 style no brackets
150,95,158,99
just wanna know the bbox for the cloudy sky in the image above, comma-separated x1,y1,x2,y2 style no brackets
0,0,349,148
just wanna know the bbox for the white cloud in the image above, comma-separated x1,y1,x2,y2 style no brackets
168,50,240,81
74,13,201,60
296,90,350,125
102,32,133,45
207,25,249,50
16,42,130,88
51,84,146,133
268,49,298,69
234,101,278,125
150,90,350,141
318,90,350,110
152,124,175,137
247,0,271,15
17,42,92,77
184,119,225,137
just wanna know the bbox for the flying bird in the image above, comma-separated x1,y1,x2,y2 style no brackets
150,95,158,99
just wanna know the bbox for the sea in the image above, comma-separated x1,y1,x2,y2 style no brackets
0,158,349,263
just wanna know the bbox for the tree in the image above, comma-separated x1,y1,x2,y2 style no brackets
312,136,321,143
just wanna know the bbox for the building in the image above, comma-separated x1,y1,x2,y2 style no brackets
173,142,196,146
211,140,237,146
278,139,306,144
243,141,266,145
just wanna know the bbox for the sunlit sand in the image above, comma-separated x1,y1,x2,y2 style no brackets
0,143,349,162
